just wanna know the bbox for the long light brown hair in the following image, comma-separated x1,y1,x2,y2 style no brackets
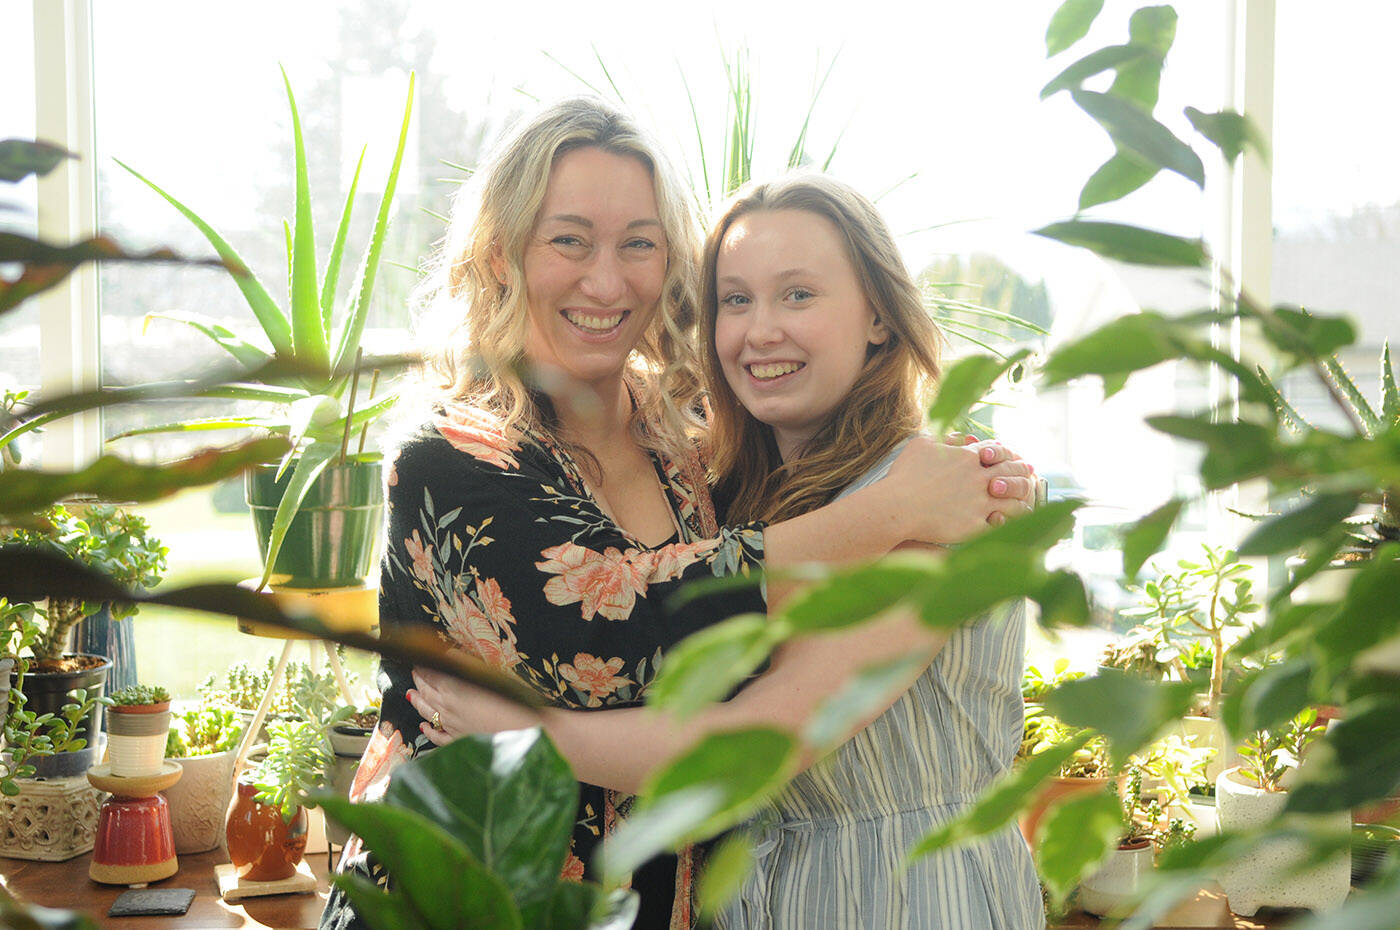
701,174,944,523
415,97,704,461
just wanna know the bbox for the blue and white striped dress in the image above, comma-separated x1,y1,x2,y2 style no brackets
716,450,1045,929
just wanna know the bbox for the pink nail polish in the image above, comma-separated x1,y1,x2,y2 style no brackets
992,479,1007,494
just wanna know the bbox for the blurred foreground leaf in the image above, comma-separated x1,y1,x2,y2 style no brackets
1044,671,1197,765
1035,790,1121,906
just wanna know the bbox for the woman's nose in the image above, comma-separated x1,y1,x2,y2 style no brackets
579,251,625,305
745,303,784,347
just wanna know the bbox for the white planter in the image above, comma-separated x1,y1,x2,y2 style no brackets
1215,767,1350,917
161,749,236,853
1079,841,1155,917
1171,714,1235,784
107,705,172,778
1170,794,1218,839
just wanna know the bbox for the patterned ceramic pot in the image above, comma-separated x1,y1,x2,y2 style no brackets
106,702,171,778
163,749,237,854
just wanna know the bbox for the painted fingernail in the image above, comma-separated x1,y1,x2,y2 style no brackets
992,479,1007,494
990,512,1006,525
406,689,416,702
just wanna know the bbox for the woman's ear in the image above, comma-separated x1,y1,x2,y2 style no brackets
868,312,889,346
488,246,509,286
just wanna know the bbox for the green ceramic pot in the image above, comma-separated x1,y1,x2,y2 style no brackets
245,457,384,589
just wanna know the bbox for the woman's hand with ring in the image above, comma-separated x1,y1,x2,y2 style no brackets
409,665,538,747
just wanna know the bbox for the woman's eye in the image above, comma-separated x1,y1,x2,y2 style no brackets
623,238,657,251
550,235,585,248
788,288,815,303
720,293,750,309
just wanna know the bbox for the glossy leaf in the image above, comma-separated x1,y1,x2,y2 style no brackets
1034,220,1208,268
604,727,795,882
779,552,941,633
1313,555,1400,674
696,833,755,918
1288,692,1400,814
926,349,1030,435
915,543,1044,628
1079,150,1160,210
1041,312,1190,385
0,438,287,517
907,732,1091,862
1184,107,1268,164
322,146,365,335
1145,416,1277,488
255,440,339,590
0,139,77,182
1237,491,1362,556
318,796,521,930
1259,306,1358,364
1071,89,1204,187
1109,5,1177,109
645,613,774,719
115,158,293,358
968,498,1083,550
1121,498,1183,580
1035,789,1121,905
1382,342,1399,424
383,730,577,912
1046,0,1104,56
1222,657,1312,738
0,232,227,314
1040,44,1157,99
1035,570,1093,628
1044,670,1197,765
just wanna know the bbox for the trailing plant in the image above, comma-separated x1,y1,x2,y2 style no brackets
165,701,243,758
0,687,101,795
1235,707,1327,793
0,504,166,663
105,683,170,706
113,69,415,589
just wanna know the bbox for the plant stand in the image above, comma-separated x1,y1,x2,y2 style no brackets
0,774,105,861
229,579,377,784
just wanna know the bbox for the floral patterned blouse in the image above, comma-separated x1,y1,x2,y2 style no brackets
322,400,766,930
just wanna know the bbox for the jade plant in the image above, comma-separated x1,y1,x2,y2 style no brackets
113,69,415,589
0,504,166,664
1235,707,1327,793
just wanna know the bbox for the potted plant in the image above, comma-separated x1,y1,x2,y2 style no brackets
225,717,333,882
1078,766,1197,917
102,684,171,778
162,700,243,854
113,70,415,592
0,503,166,774
1135,732,1216,839
1215,708,1350,916
1021,657,1084,703
1017,706,1116,847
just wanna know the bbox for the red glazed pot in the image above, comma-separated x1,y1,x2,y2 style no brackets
225,781,308,882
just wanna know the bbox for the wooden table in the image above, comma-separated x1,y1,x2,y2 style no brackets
0,850,329,929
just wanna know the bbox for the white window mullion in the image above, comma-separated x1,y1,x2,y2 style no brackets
33,0,101,472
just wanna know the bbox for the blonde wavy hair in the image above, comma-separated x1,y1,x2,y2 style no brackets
416,97,705,464
701,173,944,524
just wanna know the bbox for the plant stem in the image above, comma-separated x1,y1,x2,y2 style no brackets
356,368,380,456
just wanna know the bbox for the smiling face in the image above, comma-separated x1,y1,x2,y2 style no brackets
713,208,888,460
519,146,668,389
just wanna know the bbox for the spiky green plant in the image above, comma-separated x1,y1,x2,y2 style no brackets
113,69,415,588
1259,340,1400,557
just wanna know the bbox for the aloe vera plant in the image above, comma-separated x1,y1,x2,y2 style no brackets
114,69,415,588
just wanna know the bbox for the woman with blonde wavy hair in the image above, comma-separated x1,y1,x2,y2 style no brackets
325,98,1036,930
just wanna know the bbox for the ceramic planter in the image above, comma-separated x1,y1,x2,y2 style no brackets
1171,792,1218,839
1078,838,1155,917
19,654,111,777
246,458,384,589
163,749,237,853
1172,714,1232,784
225,780,308,882
1215,767,1350,916
106,701,172,778
1019,775,1116,848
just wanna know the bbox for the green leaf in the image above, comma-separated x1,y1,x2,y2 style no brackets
803,652,929,748
1287,693,1400,814
1237,491,1362,556
322,145,365,337
1034,220,1208,268
645,613,775,719
906,732,1091,862
603,728,796,883
0,438,287,518
332,872,418,930
1041,44,1157,99
1184,107,1268,164
1044,670,1197,766
305,393,399,444
586,888,641,930
1313,555,1400,675
382,730,578,911
1035,570,1093,628
1279,868,1400,930
281,67,327,376
107,416,284,440
1145,415,1277,488
1035,789,1121,905
0,139,77,182
1322,353,1382,436
1042,312,1189,385
1079,150,1160,210
143,310,275,370
1046,0,1104,56
779,552,942,633
971,498,1083,550
915,544,1043,628
1121,498,1183,580
1071,89,1204,188
318,796,521,930
696,833,755,918
925,350,1030,435
1109,5,1177,109
333,73,415,378
115,158,293,358
1221,658,1313,738
1261,307,1358,363
255,440,338,590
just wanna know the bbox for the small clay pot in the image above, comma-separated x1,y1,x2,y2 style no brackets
225,780,308,882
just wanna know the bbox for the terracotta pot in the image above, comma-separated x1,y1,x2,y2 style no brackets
225,780,307,882
1019,775,1114,848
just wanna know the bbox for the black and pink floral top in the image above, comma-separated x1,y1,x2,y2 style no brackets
324,401,766,930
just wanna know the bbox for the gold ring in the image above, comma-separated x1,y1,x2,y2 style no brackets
430,711,442,730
